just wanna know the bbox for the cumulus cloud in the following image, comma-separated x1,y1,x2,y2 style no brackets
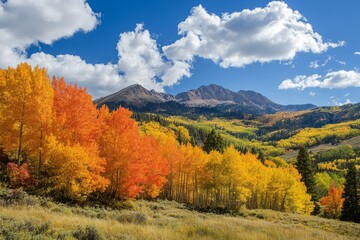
309,91,316,97
329,96,352,106
279,70,360,90
0,1,190,98
116,24,191,93
163,2,343,68
354,52,360,55
28,24,191,97
0,1,343,98
28,53,123,97
0,0,98,65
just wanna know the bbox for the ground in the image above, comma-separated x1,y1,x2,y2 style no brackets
0,189,359,240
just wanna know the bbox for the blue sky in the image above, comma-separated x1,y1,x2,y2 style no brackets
1,0,359,106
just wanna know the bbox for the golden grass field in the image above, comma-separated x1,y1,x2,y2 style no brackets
1,192,359,240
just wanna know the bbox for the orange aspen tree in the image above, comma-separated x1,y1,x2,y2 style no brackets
50,77,108,199
52,77,100,146
320,185,344,218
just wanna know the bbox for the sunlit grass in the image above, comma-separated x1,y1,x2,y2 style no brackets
1,196,359,240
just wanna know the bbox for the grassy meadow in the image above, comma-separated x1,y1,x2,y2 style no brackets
1,187,359,240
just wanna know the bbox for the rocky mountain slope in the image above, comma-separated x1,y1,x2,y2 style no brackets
94,84,316,116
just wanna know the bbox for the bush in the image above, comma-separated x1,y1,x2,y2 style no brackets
0,187,40,205
0,217,52,239
7,163,32,188
112,200,138,211
115,211,148,225
72,226,104,240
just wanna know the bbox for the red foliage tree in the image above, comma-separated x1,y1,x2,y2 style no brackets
7,163,32,188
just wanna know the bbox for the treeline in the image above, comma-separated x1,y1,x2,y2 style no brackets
0,63,314,214
134,113,270,157
277,121,360,149
258,105,360,136
314,145,358,163
140,122,313,213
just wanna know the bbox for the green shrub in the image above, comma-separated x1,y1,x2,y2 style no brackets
0,217,53,239
112,200,138,211
72,226,104,240
0,187,40,205
115,211,148,224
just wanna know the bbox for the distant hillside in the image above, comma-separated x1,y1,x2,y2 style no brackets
94,84,316,117
281,135,360,160
257,103,360,140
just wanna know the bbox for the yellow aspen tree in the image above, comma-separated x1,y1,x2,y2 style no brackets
0,64,53,174
47,136,108,201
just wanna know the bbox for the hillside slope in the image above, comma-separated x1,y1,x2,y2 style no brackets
1,188,359,240
94,84,316,116
281,135,360,160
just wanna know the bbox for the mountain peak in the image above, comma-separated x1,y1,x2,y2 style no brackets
175,84,236,106
94,84,175,107
122,84,149,92
95,83,316,115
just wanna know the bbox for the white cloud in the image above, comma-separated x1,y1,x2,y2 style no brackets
0,1,191,98
0,0,98,64
309,56,338,69
28,53,123,98
309,61,320,69
279,70,360,90
354,52,360,55
163,2,343,68
0,1,343,98
309,91,316,96
329,96,352,106
27,25,191,97
116,24,191,93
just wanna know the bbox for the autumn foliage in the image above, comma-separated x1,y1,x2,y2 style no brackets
0,63,314,214
140,122,314,214
7,163,32,188
98,106,167,198
320,185,344,218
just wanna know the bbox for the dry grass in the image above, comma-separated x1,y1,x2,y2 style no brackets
0,198,359,240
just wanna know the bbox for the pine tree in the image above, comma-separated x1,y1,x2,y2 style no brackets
203,129,224,153
340,163,359,222
296,146,320,214
258,151,265,164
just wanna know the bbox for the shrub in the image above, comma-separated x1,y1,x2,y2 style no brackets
7,163,32,188
115,211,148,225
112,200,138,211
72,226,104,240
0,187,39,205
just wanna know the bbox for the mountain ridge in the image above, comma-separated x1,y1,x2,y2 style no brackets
94,84,316,116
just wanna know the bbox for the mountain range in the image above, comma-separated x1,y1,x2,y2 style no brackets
94,84,316,117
